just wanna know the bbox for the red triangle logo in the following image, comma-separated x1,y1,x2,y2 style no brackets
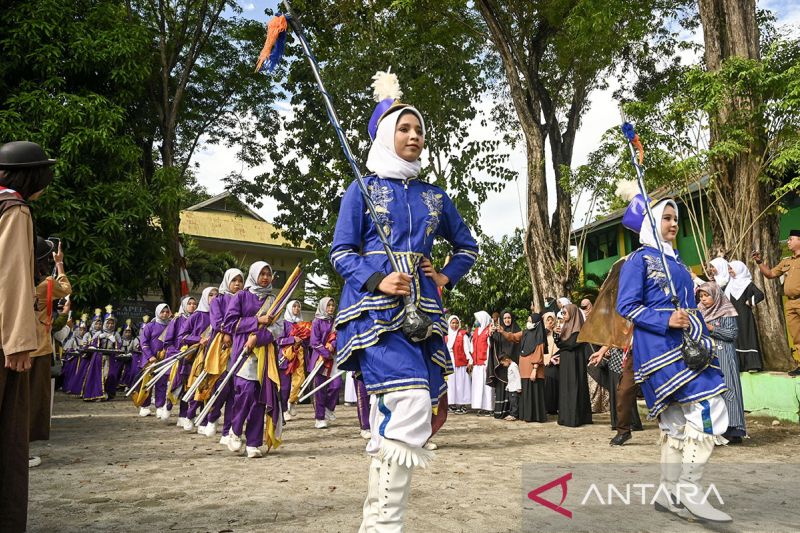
527,472,572,519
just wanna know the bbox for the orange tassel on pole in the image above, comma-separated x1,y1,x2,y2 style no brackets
255,15,288,73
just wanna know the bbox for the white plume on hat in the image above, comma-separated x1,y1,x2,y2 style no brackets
371,68,403,102
615,179,640,201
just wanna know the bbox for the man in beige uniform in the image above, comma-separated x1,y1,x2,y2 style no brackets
29,239,72,467
753,229,800,376
0,141,55,532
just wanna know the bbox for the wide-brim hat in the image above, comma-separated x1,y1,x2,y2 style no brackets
0,141,56,169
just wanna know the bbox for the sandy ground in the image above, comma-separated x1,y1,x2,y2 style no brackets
28,392,800,533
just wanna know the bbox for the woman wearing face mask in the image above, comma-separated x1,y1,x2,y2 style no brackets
617,191,729,523
196,268,244,439
330,72,478,531
137,303,172,417
223,261,284,459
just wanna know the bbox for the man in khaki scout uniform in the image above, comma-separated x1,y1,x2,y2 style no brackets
753,229,800,376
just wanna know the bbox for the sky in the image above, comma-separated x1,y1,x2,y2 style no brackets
193,0,800,241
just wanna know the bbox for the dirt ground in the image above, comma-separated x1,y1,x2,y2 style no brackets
28,392,800,533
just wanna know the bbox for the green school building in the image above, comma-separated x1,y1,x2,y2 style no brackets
570,191,800,423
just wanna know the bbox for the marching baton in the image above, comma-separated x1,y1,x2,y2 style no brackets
151,345,199,373
144,360,176,391
192,349,250,426
125,362,157,396
277,1,433,343
297,358,325,399
182,370,208,403
298,370,345,403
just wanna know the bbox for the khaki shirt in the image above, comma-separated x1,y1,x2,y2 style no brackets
0,205,38,356
771,254,800,299
32,274,73,357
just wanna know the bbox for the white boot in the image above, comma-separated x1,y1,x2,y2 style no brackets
176,417,187,428
325,408,336,421
200,422,217,437
374,439,434,532
288,402,297,417
181,418,194,431
676,433,732,522
219,433,230,446
653,435,690,519
138,407,151,417
358,457,382,533
284,411,294,422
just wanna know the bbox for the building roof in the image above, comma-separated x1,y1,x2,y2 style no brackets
571,177,709,238
180,191,311,250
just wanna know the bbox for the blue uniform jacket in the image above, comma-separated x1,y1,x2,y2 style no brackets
617,246,726,418
330,175,478,400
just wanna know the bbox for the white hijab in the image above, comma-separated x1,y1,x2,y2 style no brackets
284,299,303,323
245,261,273,299
177,296,195,318
446,315,461,350
365,107,426,180
557,297,571,309
316,297,334,320
725,260,752,300
474,311,492,335
154,303,170,326
639,199,678,259
197,287,216,313
709,257,731,288
219,268,244,295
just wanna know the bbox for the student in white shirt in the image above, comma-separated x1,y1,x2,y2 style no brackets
501,354,521,421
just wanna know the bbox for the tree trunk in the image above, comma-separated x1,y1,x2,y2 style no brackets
477,0,571,312
698,0,794,370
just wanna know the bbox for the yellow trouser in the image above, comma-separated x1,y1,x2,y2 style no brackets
288,358,305,404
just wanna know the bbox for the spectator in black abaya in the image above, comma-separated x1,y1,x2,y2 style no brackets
542,312,559,415
489,310,520,419
555,304,592,427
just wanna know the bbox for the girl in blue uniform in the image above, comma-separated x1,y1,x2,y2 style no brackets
616,193,731,523
330,73,478,531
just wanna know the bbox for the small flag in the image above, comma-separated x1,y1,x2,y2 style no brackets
255,15,289,74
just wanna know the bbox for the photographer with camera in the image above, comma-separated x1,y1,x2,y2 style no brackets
29,238,72,467
0,141,55,533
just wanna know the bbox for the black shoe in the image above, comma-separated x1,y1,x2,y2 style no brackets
610,432,632,446
726,436,743,444
788,367,800,377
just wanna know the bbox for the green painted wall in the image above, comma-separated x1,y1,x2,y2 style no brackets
579,203,800,282
740,372,800,423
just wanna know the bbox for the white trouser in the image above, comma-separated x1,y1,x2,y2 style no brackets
366,389,432,456
658,395,729,444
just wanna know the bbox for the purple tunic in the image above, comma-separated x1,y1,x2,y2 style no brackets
224,290,275,372
140,321,167,369
309,318,334,373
